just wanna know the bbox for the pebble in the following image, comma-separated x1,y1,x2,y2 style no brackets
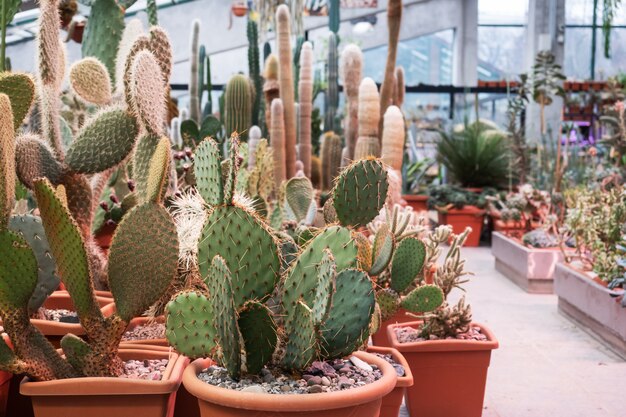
241,385,266,394
280,385,292,392
307,376,322,386
338,376,353,389
321,376,331,386
263,373,275,383
338,367,352,374
307,384,323,393
350,356,373,372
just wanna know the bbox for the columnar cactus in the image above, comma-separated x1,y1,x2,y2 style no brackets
248,20,263,129
354,77,381,159
147,0,159,26
263,54,280,134
324,32,339,133
225,74,252,141
379,0,402,136
381,105,405,172
270,98,286,189
340,44,363,161
248,125,262,168
298,42,313,179
189,20,201,123
321,132,342,191
276,5,297,179
394,66,405,107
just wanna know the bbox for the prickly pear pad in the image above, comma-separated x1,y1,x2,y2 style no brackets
166,291,217,358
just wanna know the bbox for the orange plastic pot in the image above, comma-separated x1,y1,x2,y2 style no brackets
20,347,187,417
0,335,12,417
365,346,413,417
370,309,415,347
183,351,397,417
120,316,167,347
402,195,428,212
388,321,498,417
437,206,485,247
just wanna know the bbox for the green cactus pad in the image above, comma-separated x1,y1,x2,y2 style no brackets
194,138,224,206
277,231,299,274
223,136,240,204
353,232,372,272
311,249,336,325
322,197,337,223
0,94,14,228
320,268,375,358
130,50,165,135
238,301,277,375
69,58,112,105
132,133,160,202
198,205,280,308
206,256,242,379
282,226,358,329
148,27,172,85
33,179,100,318
370,223,395,276
108,203,178,322
295,225,317,247
14,135,63,188
165,291,217,359
282,300,317,370
0,230,38,311
145,137,171,204
60,333,92,373
285,177,314,223
8,214,60,313
390,237,426,293
0,72,35,129
332,158,388,227
376,288,400,321
401,284,444,313
66,107,138,174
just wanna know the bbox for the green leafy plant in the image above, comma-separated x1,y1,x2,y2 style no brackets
427,184,495,211
531,51,565,135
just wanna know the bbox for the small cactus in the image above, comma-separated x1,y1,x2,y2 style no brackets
224,74,252,141
381,105,405,172
320,132,342,191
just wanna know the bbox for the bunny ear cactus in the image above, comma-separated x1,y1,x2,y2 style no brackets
0,72,36,130
69,57,112,106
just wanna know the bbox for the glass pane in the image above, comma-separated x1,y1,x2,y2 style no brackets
478,27,526,79
362,30,453,85
564,27,592,79
479,0,528,24
451,93,511,128
567,0,626,25
595,28,626,79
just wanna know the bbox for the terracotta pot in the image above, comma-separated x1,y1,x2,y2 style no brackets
365,346,413,417
371,309,416,347
231,3,248,16
120,316,167,347
554,263,626,358
183,351,397,417
402,194,428,212
94,222,116,254
388,321,498,417
20,347,187,417
437,206,485,247
0,335,11,417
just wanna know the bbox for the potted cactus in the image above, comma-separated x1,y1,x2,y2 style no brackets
388,229,499,417
365,346,413,417
165,136,398,417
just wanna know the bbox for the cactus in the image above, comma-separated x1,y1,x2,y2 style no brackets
394,66,405,107
115,19,145,95
320,132,342,191
0,72,36,129
247,125,262,167
381,105,405,172
284,176,314,223
354,77,381,159
69,58,111,106
340,44,362,161
247,138,275,201
189,20,201,123
276,5,296,179
324,32,339,133
379,0,402,136
225,74,252,141
247,20,263,130
0,94,14,228
298,42,313,179
310,155,322,189
129,50,166,135
270,98,286,189
263,54,280,133
328,0,340,34
146,0,158,26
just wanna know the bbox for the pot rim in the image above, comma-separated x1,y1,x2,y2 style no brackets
20,347,187,396
182,351,397,411
437,206,486,215
388,321,499,352
365,346,413,388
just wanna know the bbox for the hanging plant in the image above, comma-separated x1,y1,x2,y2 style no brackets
602,0,622,58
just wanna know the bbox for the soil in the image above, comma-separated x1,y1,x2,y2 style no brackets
33,308,79,323
122,322,166,341
394,325,487,343
120,359,168,380
198,356,382,394
372,352,405,377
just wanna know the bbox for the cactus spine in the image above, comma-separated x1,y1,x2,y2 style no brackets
276,5,296,179
189,20,201,123
340,44,363,161
381,105,405,172
298,42,313,179
271,98,286,189
379,0,402,137
354,77,381,159
248,20,263,130
321,132,342,191
325,32,339,133
225,74,252,141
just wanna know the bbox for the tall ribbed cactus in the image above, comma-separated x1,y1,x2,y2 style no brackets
340,44,363,161
225,74,252,141
147,0,159,26
324,32,339,133
189,20,201,123
321,132,342,191
354,77,381,159
379,0,402,137
276,5,296,179
329,0,340,34
247,20,263,129
263,54,279,135
381,105,405,172
248,125,262,168
270,98,286,189
292,35,305,100
298,42,313,179
394,66,405,107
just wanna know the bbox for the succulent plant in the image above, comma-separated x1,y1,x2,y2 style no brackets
340,44,363,161
298,42,314,179
355,78,381,159
248,20,263,131
379,0,402,136
276,5,296,179
224,74,252,141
